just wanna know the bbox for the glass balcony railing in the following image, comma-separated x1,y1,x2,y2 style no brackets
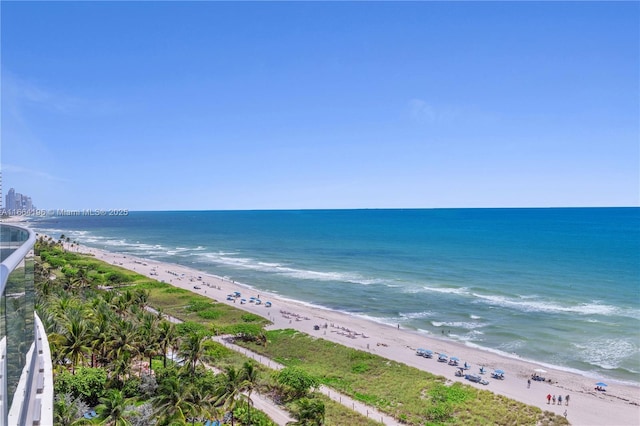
1,223,50,426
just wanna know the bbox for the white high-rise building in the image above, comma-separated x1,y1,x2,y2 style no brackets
5,189,16,211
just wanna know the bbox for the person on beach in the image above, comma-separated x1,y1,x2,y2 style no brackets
552,395,556,405
558,395,562,405
527,379,531,388
565,394,569,406
547,394,551,404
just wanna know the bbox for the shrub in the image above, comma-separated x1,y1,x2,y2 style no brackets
198,310,222,320
276,366,319,400
54,368,107,407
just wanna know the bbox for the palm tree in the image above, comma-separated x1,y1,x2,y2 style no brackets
90,303,116,367
157,320,178,368
137,312,160,373
114,290,134,316
105,319,138,384
109,351,133,386
184,384,218,426
133,288,150,307
54,393,86,426
151,375,195,425
107,318,138,362
240,361,259,425
50,312,92,374
48,295,81,324
96,388,131,426
287,398,325,426
215,367,244,426
70,266,91,289
178,331,214,376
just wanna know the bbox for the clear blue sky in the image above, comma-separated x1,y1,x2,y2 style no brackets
1,1,638,210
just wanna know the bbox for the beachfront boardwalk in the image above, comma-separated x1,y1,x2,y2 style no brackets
213,335,400,426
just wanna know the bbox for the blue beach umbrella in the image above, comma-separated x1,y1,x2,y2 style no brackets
595,382,607,387
495,369,505,374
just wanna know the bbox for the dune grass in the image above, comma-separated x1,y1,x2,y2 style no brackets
130,281,270,331
239,329,569,426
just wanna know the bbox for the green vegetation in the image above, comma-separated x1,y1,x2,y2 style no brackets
36,235,569,425
36,237,283,425
239,329,569,426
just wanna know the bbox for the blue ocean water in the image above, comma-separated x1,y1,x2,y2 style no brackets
30,208,640,384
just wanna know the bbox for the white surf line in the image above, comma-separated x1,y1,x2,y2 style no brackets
212,335,399,426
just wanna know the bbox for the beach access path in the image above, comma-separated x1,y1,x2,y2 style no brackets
146,307,295,425
212,335,399,426
76,244,640,426
146,304,394,425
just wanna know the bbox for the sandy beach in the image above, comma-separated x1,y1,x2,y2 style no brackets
66,242,640,426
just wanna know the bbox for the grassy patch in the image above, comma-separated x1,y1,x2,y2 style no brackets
238,329,569,426
316,393,384,426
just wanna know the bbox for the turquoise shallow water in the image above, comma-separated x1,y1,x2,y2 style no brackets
31,208,640,384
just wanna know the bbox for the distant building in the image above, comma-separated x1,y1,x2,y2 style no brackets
5,189,16,211
23,196,33,210
4,188,35,212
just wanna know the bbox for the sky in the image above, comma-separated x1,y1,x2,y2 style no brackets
1,1,638,211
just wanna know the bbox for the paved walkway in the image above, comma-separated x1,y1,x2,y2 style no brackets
148,307,294,424
148,307,398,425
213,336,400,426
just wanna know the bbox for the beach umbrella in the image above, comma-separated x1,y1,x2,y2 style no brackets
450,356,459,361
494,369,505,374
595,382,607,387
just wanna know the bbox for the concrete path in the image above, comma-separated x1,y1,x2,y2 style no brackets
148,307,397,425
213,336,399,426
148,307,294,425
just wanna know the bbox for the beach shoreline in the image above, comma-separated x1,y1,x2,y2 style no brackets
64,241,639,426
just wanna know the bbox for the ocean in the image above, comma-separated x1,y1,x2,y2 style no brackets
29,208,640,384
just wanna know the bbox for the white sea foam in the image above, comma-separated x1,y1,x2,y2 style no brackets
199,252,383,286
401,285,469,295
430,321,485,329
456,330,485,342
471,293,625,317
400,311,433,320
573,338,638,370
